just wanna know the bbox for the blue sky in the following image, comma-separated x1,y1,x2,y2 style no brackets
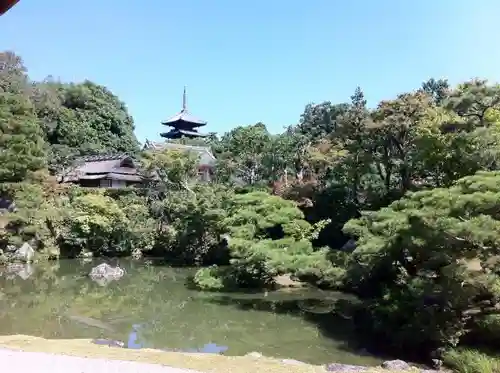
2,0,500,143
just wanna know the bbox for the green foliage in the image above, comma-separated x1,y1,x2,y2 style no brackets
0,92,47,182
296,101,349,141
61,193,130,255
212,123,272,184
1,52,140,177
0,51,30,95
443,349,500,373
38,80,140,157
141,147,200,193
193,191,336,290
445,79,500,128
0,174,68,257
150,183,231,265
137,148,231,265
343,171,500,354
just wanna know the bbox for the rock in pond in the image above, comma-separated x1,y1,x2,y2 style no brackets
89,263,125,286
326,360,441,373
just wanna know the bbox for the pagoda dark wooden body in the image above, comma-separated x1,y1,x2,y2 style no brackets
160,88,207,139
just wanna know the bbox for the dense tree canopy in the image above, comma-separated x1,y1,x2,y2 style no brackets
3,50,500,369
0,51,140,176
0,92,47,182
344,171,500,354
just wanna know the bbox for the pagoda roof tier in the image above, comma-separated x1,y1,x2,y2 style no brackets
161,87,207,128
160,128,208,139
161,109,207,128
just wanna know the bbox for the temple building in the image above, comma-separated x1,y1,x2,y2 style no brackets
160,87,207,139
57,154,142,188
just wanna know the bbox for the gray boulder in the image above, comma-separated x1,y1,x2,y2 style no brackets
14,242,35,262
89,263,125,286
381,360,411,370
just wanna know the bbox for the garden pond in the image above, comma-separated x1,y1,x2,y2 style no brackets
0,259,385,366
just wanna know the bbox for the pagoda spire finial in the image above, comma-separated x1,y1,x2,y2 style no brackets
182,86,187,112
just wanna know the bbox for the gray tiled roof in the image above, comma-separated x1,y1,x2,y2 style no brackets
61,154,140,182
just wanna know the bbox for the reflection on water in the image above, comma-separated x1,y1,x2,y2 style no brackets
0,259,382,365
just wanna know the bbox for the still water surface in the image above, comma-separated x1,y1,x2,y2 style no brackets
0,259,383,365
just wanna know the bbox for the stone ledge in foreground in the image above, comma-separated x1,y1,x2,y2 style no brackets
0,335,439,373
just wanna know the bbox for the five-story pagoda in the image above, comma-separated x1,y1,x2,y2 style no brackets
160,87,207,139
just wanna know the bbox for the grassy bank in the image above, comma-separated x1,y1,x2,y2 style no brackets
443,349,500,373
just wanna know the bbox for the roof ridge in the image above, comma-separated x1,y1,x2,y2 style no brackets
77,153,131,162
167,143,209,149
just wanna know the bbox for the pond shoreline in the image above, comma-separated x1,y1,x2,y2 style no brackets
0,335,441,373
0,261,439,372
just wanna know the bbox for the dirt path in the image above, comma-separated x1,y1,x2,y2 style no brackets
0,348,205,373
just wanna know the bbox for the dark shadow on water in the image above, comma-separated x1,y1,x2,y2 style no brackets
204,294,398,361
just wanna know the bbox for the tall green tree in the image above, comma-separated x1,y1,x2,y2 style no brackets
296,101,349,141
445,79,500,129
0,92,47,182
0,51,30,95
421,78,450,106
44,80,140,155
213,123,272,185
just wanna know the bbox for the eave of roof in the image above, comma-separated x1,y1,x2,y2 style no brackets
161,110,207,126
160,129,208,138
79,173,142,182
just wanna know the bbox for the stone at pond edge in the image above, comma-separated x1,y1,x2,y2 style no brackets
131,248,142,259
14,242,35,262
92,339,125,348
89,263,125,286
325,363,368,372
274,274,305,288
381,360,411,370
